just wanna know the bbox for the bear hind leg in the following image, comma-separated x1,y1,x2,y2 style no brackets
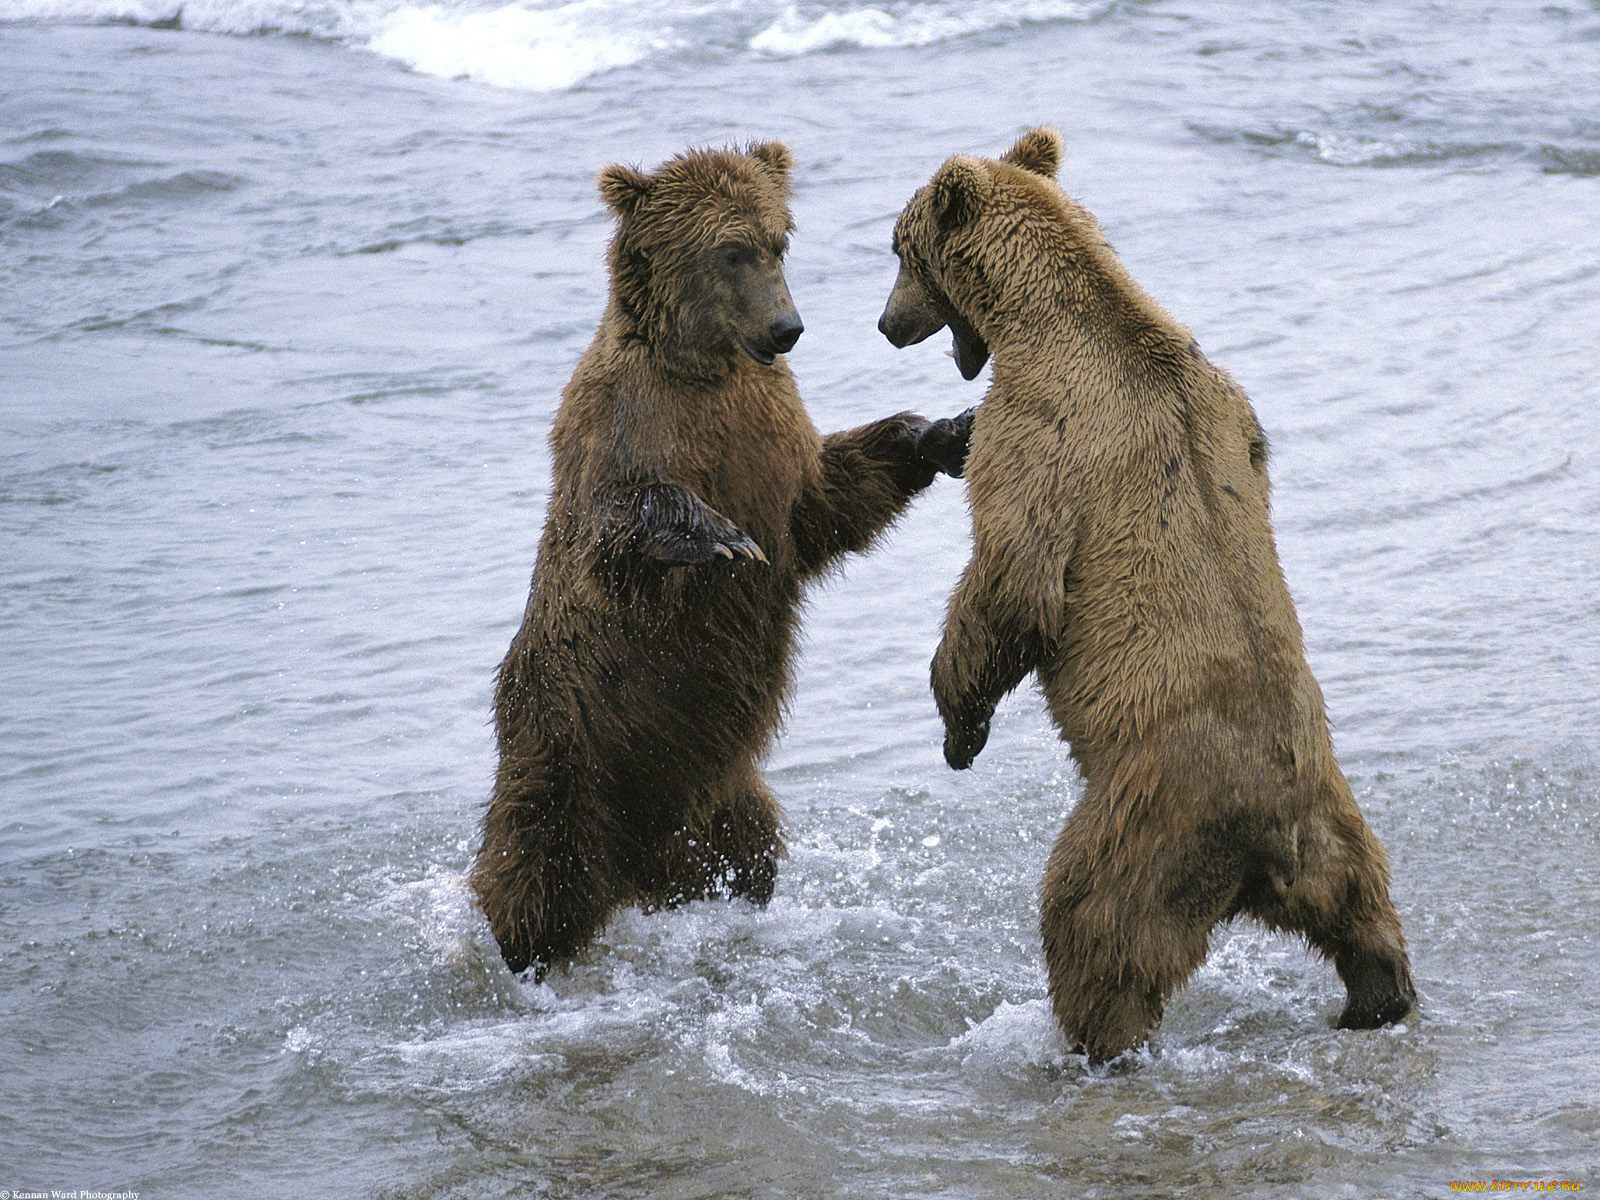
1041,803,1234,1065
635,765,785,910
471,760,622,978
1333,937,1415,1030
1251,806,1416,1030
702,769,785,905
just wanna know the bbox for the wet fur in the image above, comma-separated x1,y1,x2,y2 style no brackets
891,128,1416,1061
473,143,945,975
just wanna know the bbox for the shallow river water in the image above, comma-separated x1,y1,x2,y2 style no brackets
2,2,1598,1197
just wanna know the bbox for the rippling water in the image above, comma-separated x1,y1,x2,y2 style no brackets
3,2,1598,1196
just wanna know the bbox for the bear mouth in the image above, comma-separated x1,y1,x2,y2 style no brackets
734,332,778,366
947,310,989,381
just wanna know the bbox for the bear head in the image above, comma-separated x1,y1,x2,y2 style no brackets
878,127,1065,380
598,141,803,372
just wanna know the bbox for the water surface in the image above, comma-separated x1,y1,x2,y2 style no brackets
2,2,1597,1196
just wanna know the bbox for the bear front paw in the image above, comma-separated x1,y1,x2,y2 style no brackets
920,406,977,479
943,715,990,770
869,411,938,490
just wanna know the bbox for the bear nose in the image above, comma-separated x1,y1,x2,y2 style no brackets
878,307,908,347
769,313,804,355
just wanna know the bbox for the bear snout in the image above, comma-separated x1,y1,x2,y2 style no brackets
876,310,910,346
879,300,944,349
769,312,804,355
878,308,914,347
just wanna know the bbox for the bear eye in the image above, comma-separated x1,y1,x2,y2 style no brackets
717,243,754,269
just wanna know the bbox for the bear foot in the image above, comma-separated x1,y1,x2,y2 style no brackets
1335,952,1416,1029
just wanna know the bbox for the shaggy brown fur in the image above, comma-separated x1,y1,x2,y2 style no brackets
473,142,968,976
881,128,1415,1062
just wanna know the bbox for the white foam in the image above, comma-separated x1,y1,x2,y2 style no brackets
4,0,175,21
1293,129,1394,168
700,996,789,1095
366,1,665,92
7,0,1114,91
3,0,672,90
383,867,482,961
388,1017,562,1087
750,0,1099,57
947,997,1064,1071
2,0,346,36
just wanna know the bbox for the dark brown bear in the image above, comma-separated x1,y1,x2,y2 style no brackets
880,128,1415,1062
473,141,969,976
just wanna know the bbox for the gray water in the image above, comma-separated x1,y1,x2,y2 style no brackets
2,2,1598,1196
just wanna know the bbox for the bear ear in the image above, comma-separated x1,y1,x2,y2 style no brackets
931,157,988,231
746,140,794,187
598,163,653,215
1000,126,1063,178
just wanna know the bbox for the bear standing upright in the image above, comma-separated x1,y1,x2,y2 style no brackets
880,128,1415,1062
474,141,967,976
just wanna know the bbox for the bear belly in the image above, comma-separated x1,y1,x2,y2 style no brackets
531,566,800,799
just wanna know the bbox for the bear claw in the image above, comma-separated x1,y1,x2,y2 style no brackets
716,534,768,564
646,531,765,567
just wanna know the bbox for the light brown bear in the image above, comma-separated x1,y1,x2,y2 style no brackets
473,141,970,977
879,128,1415,1062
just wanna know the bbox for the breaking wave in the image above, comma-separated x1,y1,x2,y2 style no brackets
2,0,1114,91
749,0,1101,56
1189,121,1600,177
